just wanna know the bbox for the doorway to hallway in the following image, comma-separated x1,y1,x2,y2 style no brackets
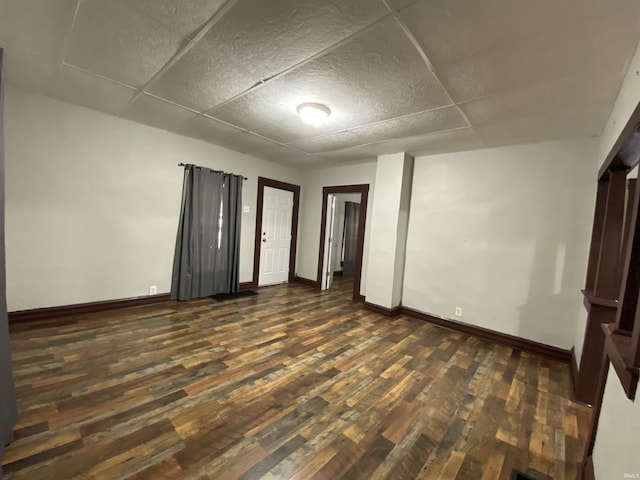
317,184,369,302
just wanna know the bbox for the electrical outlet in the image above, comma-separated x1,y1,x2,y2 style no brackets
149,285,157,295
455,307,462,317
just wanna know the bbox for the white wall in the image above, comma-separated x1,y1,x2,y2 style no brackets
591,39,640,480
403,138,599,349
4,89,300,311
573,307,589,365
593,372,640,478
297,162,376,295
365,153,414,308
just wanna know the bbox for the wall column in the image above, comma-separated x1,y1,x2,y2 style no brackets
365,152,414,310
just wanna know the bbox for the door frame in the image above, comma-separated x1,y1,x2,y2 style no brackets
252,177,301,288
316,184,369,302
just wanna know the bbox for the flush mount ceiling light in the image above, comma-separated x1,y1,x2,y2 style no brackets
297,102,331,126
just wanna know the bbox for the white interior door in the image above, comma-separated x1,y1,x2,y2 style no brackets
321,195,337,290
259,186,294,286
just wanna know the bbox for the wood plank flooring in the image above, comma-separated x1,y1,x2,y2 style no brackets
3,277,590,479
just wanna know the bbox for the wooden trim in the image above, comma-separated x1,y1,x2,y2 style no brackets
316,184,369,302
614,175,640,333
594,170,626,299
570,346,579,400
585,181,609,292
294,276,320,288
577,169,627,405
581,351,610,480
333,271,343,277
8,293,171,324
581,290,619,309
598,101,640,179
578,455,596,480
603,324,639,399
576,304,618,404
619,179,637,280
364,302,401,317
401,306,571,363
239,282,256,291
253,177,301,287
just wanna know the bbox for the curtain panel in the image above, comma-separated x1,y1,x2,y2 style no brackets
171,164,242,301
0,48,19,468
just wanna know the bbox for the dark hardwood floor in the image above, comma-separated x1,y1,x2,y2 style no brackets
3,276,590,479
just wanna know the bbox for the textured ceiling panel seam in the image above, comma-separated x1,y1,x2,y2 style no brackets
116,0,243,117
143,92,200,114
280,105,453,146
59,62,138,92
198,111,319,156
382,0,485,150
321,126,473,155
114,0,467,154
204,12,395,115
59,0,82,66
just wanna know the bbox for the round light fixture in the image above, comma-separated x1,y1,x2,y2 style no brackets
297,102,331,126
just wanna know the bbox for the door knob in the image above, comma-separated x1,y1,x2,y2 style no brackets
262,238,267,243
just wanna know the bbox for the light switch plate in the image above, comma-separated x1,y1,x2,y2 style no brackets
243,206,250,213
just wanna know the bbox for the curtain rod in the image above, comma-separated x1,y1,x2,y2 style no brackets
178,163,248,180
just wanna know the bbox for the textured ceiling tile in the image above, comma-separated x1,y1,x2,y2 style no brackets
148,0,389,111
407,128,486,156
402,0,639,67
318,128,484,158
175,115,244,144
0,0,77,61
122,94,198,132
210,18,451,136
125,0,227,38
3,49,58,95
302,157,360,170
216,132,282,154
287,131,367,154
437,7,640,102
207,99,349,143
65,0,185,87
401,0,557,66
460,71,619,126
475,101,611,147
385,0,419,12
50,66,137,115
377,128,485,156
249,145,311,163
348,107,468,144
316,148,378,163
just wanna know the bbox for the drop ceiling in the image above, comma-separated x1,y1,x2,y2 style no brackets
1,0,639,169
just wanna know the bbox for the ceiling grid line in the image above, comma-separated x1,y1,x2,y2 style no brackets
204,11,397,114
117,0,244,117
59,0,82,66
383,0,484,148
284,104,462,146
2,0,639,168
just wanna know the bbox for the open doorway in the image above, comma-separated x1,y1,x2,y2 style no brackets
252,177,300,288
321,193,362,292
316,184,369,302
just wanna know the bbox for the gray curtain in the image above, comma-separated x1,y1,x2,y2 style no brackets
342,201,360,276
171,164,242,301
0,48,18,472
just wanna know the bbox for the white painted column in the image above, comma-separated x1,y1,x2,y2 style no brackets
365,152,414,309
